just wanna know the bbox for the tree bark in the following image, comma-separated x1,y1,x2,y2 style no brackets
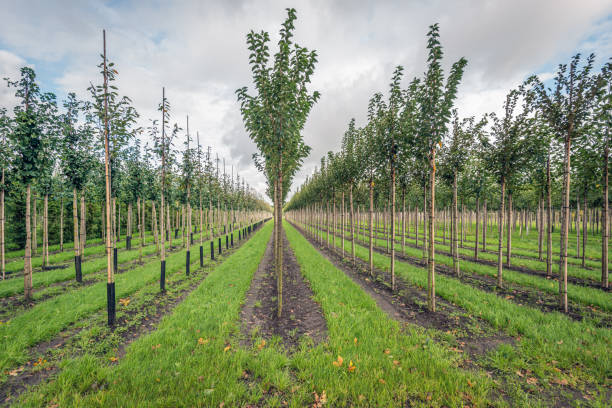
24,184,33,300
452,172,459,276
474,195,480,260
559,135,571,313
350,184,356,266
43,194,49,268
482,200,487,251
60,195,64,253
497,177,505,288
506,192,512,267
538,196,543,261
428,151,436,312
369,180,374,276
80,192,86,258
602,134,609,289
547,158,553,277
73,188,80,280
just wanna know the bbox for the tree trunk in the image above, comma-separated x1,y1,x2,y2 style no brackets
43,194,49,268
482,200,487,251
341,191,345,257
602,136,609,289
24,184,33,300
583,194,587,268
0,168,4,280
369,180,374,276
559,135,571,313
390,166,396,291
423,184,427,261
60,195,64,253
350,184,356,266
33,193,37,256
73,188,80,282
497,177,505,288
547,158,553,277
428,151,436,312
80,192,86,258
474,195,480,260
506,192,512,267
452,172,459,276
538,196,543,261
402,187,406,254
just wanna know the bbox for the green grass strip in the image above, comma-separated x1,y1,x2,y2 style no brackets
307,222,611,393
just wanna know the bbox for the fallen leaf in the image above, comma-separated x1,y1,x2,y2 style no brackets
347,360,356,373
109,356,118,362
198,338,209,346
257,340,266,350
223,345,231,353
354,337,358,345
526,377,538,385
393,360,400,366
467,379,474,387
515,370,524,377
557,340,563,345
383,349,391,354
332,355,343,367
152,344,161,350
379,378,386,384
119,298,130,307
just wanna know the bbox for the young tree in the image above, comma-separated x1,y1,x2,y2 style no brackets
237,8,319,317
61,93,92,282
0,108,11,280
529,54,599,312
485,89,530,288
5,67,48,300
416,24,467,311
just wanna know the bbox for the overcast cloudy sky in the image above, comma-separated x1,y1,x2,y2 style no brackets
1,0,611,201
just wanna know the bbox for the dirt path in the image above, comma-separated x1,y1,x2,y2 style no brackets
241,227,327,351
291,222,514,357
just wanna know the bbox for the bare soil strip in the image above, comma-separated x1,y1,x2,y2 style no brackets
241,227,327,351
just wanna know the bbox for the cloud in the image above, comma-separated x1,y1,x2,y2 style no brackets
0,0,611,200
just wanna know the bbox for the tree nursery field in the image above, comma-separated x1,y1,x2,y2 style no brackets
0,6,611,408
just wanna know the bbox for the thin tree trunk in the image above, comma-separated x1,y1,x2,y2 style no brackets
390,166,396,291
350,184,355,265
538,196,543,261
583,194,587,268
33,193,37,256
24,184,32,300
482,200,487,251
559,135,571,313
80,192,86,258
73,188,80,282
60,195,64,253
547,158,553,277
602,135,609,289
428,151,436,312
474,195,480,260
497,177,505,288
452,172,459,276
44,194,49,268
506,192,512,267
369,180,374,276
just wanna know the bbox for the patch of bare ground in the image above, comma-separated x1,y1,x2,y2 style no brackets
241,227,327,352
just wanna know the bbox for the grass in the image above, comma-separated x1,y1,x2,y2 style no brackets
20,221,502,407
302,220,611,405
0,226,249,375
326,222,612,312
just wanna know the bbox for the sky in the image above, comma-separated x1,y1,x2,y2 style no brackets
1,0,611,202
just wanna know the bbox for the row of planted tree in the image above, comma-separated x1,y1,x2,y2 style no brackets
285,26,611,314
0,31,270,325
